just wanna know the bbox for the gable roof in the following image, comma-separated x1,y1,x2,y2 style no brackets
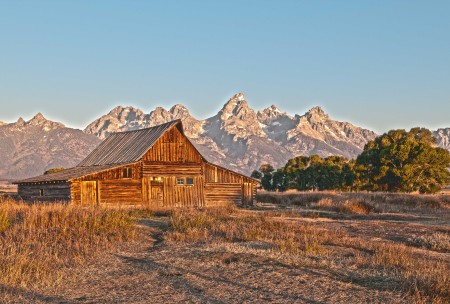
78,120,182,167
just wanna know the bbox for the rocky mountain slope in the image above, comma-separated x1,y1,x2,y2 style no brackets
84,93,378,174
0,114,101,180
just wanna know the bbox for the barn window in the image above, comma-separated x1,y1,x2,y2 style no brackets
186,178,194,185
39,189,44,196
122,168,132,178
176,178,184,185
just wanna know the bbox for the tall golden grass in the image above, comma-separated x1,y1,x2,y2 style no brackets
0,197,137,288
167,205,338,255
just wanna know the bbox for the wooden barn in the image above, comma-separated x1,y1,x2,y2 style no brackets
14,120,259,207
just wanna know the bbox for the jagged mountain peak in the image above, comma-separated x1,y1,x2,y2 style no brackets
108,105,144,118
306,106,327,116
219,92,254,121
28,112,47,124
32,112,45,119
257,104,292,123
209,93,266,139
221,93,248,112
85,105,147,139
265,104,282,113
231,92,246,101
23,113,65,129
169,104,191,119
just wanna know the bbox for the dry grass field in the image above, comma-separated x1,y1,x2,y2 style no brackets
0,192,449,303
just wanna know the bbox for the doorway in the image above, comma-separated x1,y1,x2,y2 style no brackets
81,181,98,205
150,177,164,206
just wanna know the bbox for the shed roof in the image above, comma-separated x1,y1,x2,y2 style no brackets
78,120,182,167
14,164,127,184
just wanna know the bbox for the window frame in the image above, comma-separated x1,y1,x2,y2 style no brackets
122,167,133,179
176,177,194,186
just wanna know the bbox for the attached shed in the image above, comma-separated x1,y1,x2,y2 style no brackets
14,120,259,206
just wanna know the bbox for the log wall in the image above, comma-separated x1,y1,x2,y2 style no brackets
18,182,71,202
203,162,258,205
205,183,242,204
97,179,142,205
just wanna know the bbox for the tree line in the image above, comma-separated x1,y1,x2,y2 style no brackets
251,128,450,194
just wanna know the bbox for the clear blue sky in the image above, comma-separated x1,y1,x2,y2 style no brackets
0,0,449,134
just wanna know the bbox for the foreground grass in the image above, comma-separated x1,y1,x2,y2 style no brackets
1,193,448,303
0,197,137,288
167,201,450,303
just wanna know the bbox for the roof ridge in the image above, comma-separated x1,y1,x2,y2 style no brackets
107,119,181,136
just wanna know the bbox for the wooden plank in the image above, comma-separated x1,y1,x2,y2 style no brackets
205,183,243,204
142,127,202,163
97,179,142,204
142,163,202,176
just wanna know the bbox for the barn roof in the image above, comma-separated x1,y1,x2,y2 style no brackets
78,120,182,167
14,164,128,184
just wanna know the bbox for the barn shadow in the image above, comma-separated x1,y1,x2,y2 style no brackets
115,254,321,304
0,284,72,303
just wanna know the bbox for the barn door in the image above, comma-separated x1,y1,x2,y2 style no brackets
242,183,253,206
81,181,98,205
150,178,164,206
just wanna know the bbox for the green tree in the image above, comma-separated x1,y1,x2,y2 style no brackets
259,164,275,191
272,169,288,192
284,155,351,191
356,128,450,193
250,170,262,180
44,168,65,175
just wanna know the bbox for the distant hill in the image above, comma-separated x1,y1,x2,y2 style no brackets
0,114,101,179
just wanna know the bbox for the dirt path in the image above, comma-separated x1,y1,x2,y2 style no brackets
1,217,407,304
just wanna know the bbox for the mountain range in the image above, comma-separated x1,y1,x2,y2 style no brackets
1,93,449,179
